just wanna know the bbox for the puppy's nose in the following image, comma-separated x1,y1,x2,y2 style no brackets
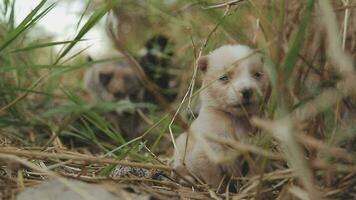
241,89,253,100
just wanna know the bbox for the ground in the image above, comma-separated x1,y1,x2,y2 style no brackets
0,0,355,199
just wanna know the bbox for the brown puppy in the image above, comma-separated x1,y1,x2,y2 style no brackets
172,45,270,189
84,61,145,139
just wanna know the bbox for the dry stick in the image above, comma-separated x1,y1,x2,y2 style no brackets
204,0,245,9
334,4,356,11
206,136,283,160
311,160,356,173
341,0,351,50
296,133,354,163
187,36,198,119
0,153,97,200
0,148,171,171
319,0,354,74
237,181,288,200
60,173,180,188
47,159,74,170
239,169,294,182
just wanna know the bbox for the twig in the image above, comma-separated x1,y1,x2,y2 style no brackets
60,173,180,188
204,0,245,9
297,133,354,163
334,4,356,11
206,136,283,160
311,160,356,173
0,148,171,171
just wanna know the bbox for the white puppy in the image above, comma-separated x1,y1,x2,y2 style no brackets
172,45,270,189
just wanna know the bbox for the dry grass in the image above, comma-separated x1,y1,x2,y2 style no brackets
1,0,356,199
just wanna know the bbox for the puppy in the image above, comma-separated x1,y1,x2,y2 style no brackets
84,60,143,104
84,60,145,139
83,34,177,142
139,34,177,102
172,45,269,189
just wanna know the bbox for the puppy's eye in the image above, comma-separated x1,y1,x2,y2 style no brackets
219,74,229,82
99,73,113,86
253,72,263,79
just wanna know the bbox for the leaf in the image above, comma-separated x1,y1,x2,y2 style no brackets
11,39,87,53
0,0,55,52
54,1,118,64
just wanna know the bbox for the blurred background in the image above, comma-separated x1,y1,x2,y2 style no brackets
14,0,113,57
0,0,355,199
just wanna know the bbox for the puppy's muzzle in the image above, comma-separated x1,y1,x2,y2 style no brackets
241,88,253,102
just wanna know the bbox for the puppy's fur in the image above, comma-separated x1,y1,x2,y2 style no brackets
172,45,269,189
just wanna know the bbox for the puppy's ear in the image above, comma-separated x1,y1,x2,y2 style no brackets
197,56,208,73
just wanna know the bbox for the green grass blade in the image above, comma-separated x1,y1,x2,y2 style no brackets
8,0,15,30
0,0,52,52
75,0,91,30
55,1,117,64
11,39,87,53
283,0,314,79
